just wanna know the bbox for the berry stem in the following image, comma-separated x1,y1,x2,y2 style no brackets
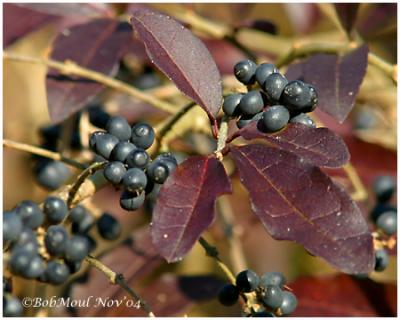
215,116,230,159
3,52,177,114
84,255,155,317
3,139,87,169
343,163,368,202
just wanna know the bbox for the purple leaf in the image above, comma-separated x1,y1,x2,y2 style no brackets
302,45,369,123
231,144,375,274
152,155,232,263
46,19,132,123
334,4,360,35
130,9,223,121
238,122,350,168
16,3,112,17
284,61,305,81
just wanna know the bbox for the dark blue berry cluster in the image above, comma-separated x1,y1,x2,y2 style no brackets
224,60,317,132
3,196,122,292
369,175,396,272
89,116,177,211
3,276,23,317
218,270,297,317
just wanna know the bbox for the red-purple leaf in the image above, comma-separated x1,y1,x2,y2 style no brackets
238,123,350,168
4,4,60,47
302,45,369,123
290,274,396,316
231,144,375,274
46,19,132,123
17,3,112,17
334,4,360,35
152,155,232,263
130,9,223,121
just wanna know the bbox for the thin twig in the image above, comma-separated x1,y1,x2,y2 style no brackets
3,139,87,169
84,255,155,317
215,116,230,160
3,52,177,114
343,163,368,202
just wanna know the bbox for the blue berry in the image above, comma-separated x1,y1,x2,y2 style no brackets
255,63,278,86
96,213,121,240
23,255,46,279
43,196,68,224
95,133,119,159
289,113,316,128
35,160,71,190
261,285,284,309
235,269,260,293
69,205,87,224
106,116,131,141
45,260,70,284
122,168,148,192
131,123,155,149
88,105,111,129
103,161,127,185
146,161,169,184
281,80,314,112
373,175,395,203
261,105,290,132
3,211,22,242
156,154,177,174
3,294,23,317
222,93,243,117
370,204,396,223
45,225,68,257
110,141,136,162
261,272,286,288
238,90,265,116
72,213,95,234
234,60,257,85
126,149,150,169
218,284,239,306
120,191,145,211
280,291,298,315
374,249,389,272
263,73,288,103
12,233,38,255
376,211,397,236
64,235,90,262
9,249,34,275
89,131,106,152
15,200,44,229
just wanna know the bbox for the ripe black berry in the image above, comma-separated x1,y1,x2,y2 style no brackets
106,116,131,141
15,200,44,229
110,141,136,162
23,255,46,279
45,260,71,284
238,90,265,116
261,272,286,288
255,63,278,86
103,161,127,185
43,196,68,224
289,113,316,128
3,211,23,242
88,105,111,129
96,213,122,240
66,260,82,274
222,93,243,117
64,235,90,263
131,123,155,149
126,149,150,169
3,294,23,317
70,205,87,224
235,269,260,293
236,112,263,129
261,285,284,309
89,131,106,152
373,175,395,203
45,225,68,256
261,105,290,132
12,235,38,255
281,80,314,112
95,133,119,159
35,160,71,190
370,203,396,223
9,249,35,275
376,211,397,236
234,59,257,85
120,190,145,211
72,213,95,235
263,73,288,103
218,284,239,306
374,249,389,272
280,291,297,315
122,168,148,192
156,153,178,172
3,277,12,293
146,161,169,184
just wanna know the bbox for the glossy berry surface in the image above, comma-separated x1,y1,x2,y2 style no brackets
234,59,257,85
120,190,145,211
35,160,71,190
236,112,263,129
374,249,389,272
15,200,44,229
255,63,278,86
370,203,396,223
122,168,148,192
12,236,38,255
156,153,178,174
95,133,119,159
281,80,314,112
280,291,298,315
222,93,242,117
131,123,155,149
261,285,284,309
103,161,127,185
23,255,46,279
64,235,90,262
43,196,68,224
45,225,68,256
373,175,395,203
376,211,397,235
110,141,136,162
89,131,106,151
218,284,239,306
3,211,23,242
106,116,131,141
263,73,288,103
238,90,265,116
289,113,316,128
261,272,286,288
9,249,34,275
70,205,87,224
147,161,169,184
261,105,290,133
126,149,150,169
235,269,260,293
72,213,95,235
3,294,23,317
45,260,70,284
97,213,122,240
